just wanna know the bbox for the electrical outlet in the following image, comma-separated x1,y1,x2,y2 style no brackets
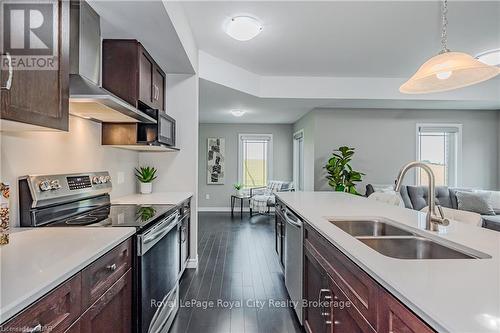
205,194,210,200
117,172,125,184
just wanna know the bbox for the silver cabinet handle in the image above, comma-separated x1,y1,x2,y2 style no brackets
319,288,333,325
27,323,42,332
1,53,13,90
106,263,117,271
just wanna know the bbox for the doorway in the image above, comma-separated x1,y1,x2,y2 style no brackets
293,130,304,191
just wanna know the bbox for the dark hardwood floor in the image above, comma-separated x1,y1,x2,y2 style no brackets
169,212,303,333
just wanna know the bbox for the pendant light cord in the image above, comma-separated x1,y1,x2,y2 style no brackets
440,0,450,53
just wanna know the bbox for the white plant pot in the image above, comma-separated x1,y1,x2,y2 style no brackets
237,189,244,196
140,182,152,194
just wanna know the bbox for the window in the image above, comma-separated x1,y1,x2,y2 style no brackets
416,124,462,187
238,134,273,188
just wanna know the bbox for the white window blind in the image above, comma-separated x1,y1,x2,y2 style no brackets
238,134,273,188
417,124,462,187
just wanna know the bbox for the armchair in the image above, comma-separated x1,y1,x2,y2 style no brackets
249,181,294,217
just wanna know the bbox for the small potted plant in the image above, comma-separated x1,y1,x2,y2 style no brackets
233,183,244,196
135,166,157,194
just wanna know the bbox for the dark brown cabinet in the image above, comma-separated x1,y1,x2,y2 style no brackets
80,270,132,333
1,274,81,333
1,239,132,333
102,39,166,111
303,222,435,333
1,0,69,131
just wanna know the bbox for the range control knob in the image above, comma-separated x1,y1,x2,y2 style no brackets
50,180,61,190
99,176,106,184
92,176,101,184
104,175,111,183
38,180,51,192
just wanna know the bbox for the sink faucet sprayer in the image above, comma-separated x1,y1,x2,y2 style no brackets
394,161,450,231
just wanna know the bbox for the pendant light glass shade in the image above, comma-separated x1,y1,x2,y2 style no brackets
400,51,500,94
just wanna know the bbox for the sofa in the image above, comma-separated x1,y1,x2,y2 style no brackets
366,184,500,232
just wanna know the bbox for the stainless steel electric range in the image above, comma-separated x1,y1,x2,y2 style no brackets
19,172,180,333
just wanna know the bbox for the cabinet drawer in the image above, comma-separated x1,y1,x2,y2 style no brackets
82,239,132,308
81,269,132,333
304,223,379,329
2,274,81,333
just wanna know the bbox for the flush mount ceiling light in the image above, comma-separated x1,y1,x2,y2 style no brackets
400,0,500,94
225,16,263,41
230,109,246,117
476,49,500,67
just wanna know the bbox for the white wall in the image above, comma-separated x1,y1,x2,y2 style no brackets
198,123,293,208
304,109,499,193
0,116,138,226
139,74,199,260
498,112,500,190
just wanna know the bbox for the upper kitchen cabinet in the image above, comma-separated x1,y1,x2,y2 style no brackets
102,40,166,112
1,0,69,131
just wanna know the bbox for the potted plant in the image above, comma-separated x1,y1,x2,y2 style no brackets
135,166,157,194
324,146,365,195
233,183,244,196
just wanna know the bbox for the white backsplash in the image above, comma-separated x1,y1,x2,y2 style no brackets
0,116,139,226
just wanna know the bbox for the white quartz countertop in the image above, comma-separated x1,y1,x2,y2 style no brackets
276,191,500,333
0,227,135,324
112,192,193,206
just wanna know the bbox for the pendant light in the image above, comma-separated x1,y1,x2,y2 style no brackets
400,0,500,94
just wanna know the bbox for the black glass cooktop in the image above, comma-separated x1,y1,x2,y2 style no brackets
47,204,177,230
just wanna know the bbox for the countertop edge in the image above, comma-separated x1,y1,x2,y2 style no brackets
278,194,449,333
111,192,193,206
0,228,136,325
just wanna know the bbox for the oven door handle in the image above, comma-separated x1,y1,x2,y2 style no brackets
148,286,178,333
139,212,179,256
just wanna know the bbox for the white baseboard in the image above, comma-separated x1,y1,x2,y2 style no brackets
198,206,275,213
186,257,198,269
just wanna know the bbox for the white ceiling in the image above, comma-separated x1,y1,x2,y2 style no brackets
199,79,500,124
182,1,500,77
89,0,195,74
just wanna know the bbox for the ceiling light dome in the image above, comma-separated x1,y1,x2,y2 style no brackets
400,52,500,94
476,49,500,67
225,16,262,41
230,109,246,117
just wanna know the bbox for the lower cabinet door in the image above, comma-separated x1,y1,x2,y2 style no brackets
80,269,132,333
327,276,376,333
378,291,434,333
303,248,330,333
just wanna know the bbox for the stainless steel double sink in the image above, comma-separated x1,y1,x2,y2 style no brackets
329,219,491,260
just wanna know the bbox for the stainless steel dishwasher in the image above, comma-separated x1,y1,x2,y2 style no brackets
284,207,303,324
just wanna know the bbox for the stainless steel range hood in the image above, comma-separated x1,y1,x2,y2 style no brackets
69,1,155,124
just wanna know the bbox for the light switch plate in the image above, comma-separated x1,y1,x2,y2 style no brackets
117,172,125,184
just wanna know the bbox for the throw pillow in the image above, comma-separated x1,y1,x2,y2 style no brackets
455,191,496,215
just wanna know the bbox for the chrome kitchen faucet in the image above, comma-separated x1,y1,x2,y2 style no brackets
394,161,450,231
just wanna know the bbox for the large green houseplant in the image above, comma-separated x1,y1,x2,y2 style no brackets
324,146,365,195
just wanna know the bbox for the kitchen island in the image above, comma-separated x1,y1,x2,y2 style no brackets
276,191,500,333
